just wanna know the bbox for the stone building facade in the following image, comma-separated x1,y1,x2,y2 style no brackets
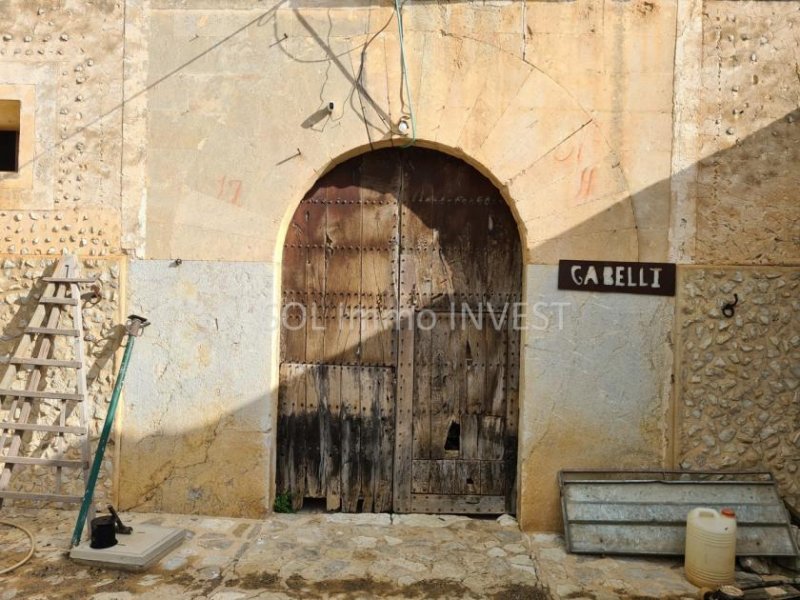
0,0,797,531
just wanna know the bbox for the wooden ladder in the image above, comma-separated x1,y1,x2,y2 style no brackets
0,255,95,506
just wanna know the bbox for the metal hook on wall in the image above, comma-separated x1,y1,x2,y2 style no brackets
721,293,739,318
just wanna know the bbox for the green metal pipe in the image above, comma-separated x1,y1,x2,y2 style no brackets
71,317,146,548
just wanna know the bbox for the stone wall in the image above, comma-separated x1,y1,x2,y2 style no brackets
676,267,800,510
673,0,800,266
0,256,123,508
0,0,125,256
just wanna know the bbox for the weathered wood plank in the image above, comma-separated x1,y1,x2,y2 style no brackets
304,248,326,364
375,368,395,512
276,364,292,496
478,416,505,461
411,460,430,494
398,185,433,309
340,367,361,512
465,323,486,415
291,363,308,511
429,460,455,495
429,318,464,460
433,175,488,307
323,309,360,365
410,494,506,514
486,193,523,299
412,325,431,460
360,313,395,367
305,365,322,498
325,366,342,510
484,323,507,416
481,461,506,496
460,414,479,460
393,319,415,512
277,363,307,510
359,367,379,512
505,322,521,514
454,461,481,495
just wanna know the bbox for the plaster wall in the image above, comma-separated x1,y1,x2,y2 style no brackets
519,265,674,531
120,259,274,516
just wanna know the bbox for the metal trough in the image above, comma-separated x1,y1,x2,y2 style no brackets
559,470,799,557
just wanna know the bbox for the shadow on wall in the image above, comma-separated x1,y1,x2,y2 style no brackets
0,115,797,530
111,106,800,528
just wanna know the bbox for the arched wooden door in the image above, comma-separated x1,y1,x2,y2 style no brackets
277,148,522,514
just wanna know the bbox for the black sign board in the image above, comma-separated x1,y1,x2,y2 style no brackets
558,260,676,297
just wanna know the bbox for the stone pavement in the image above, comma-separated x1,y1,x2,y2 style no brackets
0,508,708,599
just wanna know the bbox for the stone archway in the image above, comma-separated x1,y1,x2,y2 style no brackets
276,147,522,514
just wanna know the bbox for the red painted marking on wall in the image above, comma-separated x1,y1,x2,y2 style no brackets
217,175,243,206
576,167,596,201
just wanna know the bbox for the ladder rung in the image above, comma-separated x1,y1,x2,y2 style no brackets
6,358,82,368
40,297,79,305
25,327,80,337
42,277,96,284
0,456,86,468
0,422,86,435
0,490,83,503
0,389,83,401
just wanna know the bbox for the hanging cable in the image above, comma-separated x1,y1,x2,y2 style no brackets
394,0,417,147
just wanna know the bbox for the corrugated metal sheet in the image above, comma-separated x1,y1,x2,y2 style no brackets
560,470,799,557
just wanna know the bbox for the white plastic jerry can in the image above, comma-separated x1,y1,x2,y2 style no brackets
684,507,737,588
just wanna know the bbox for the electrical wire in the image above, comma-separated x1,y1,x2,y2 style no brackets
393,0,417,147
0,520,35,575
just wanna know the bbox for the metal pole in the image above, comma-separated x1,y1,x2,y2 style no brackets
70,315,149,548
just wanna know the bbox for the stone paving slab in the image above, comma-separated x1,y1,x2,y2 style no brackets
6,508,776,600
0,509,547,599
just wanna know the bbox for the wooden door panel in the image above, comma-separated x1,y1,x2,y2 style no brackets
278,151,400,513
397,149,521,515
279,148,519,515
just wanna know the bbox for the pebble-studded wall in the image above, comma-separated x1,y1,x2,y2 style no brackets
0,0,124,255
695,2,800,265
677,267,800,511
0,257,123,508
